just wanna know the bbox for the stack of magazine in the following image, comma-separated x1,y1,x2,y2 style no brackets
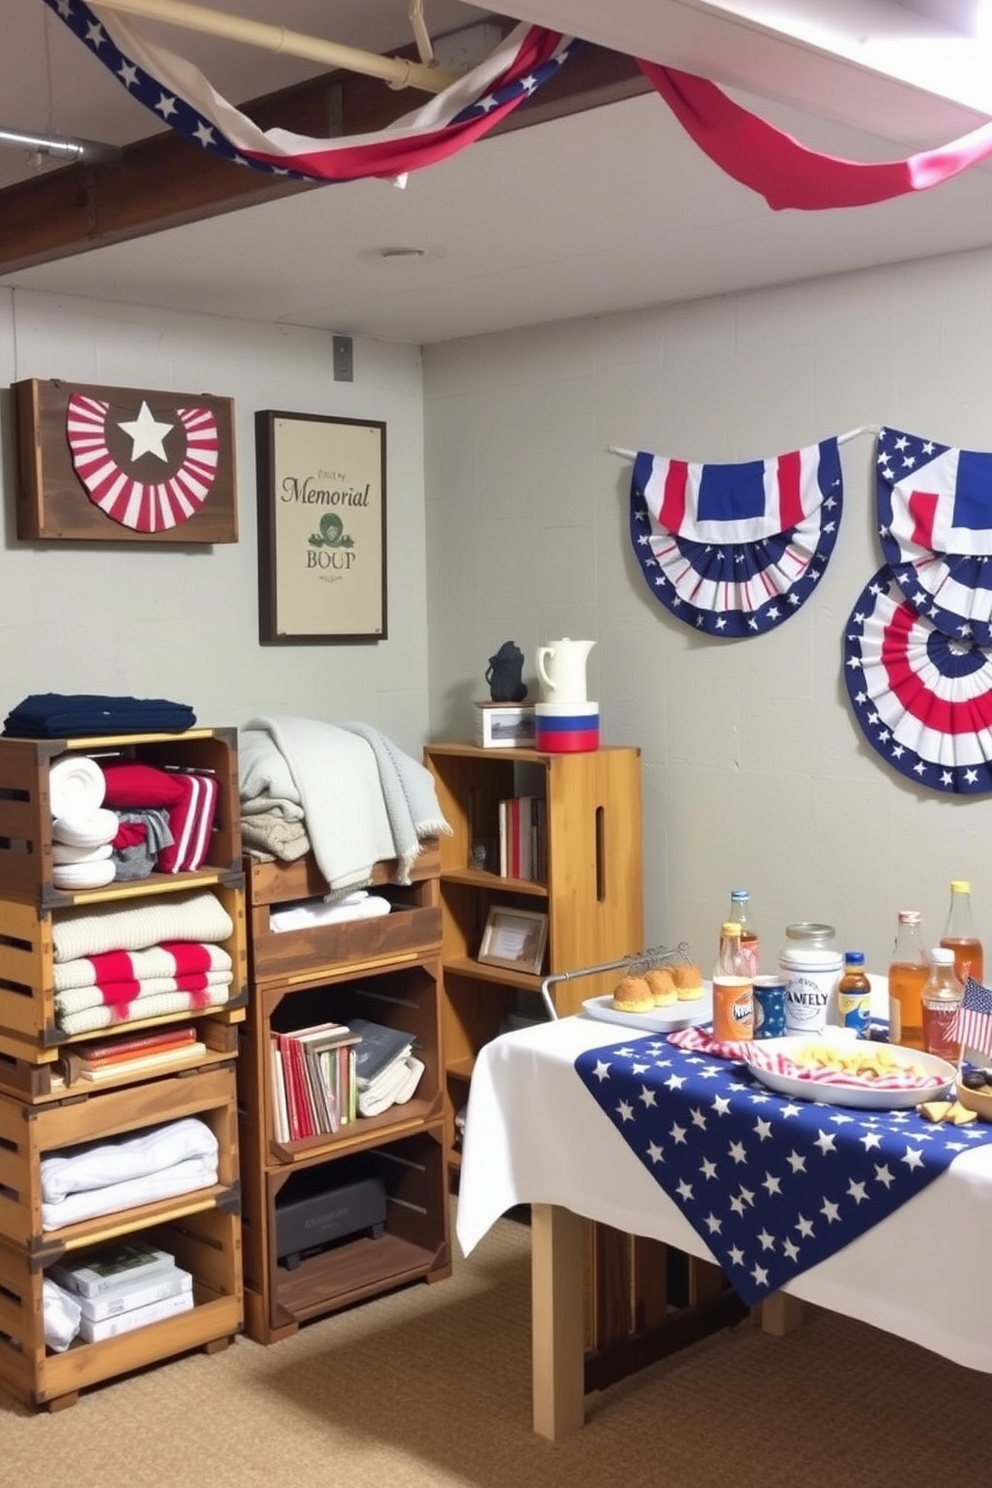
48,1239,193,1343
349,1017,425,1118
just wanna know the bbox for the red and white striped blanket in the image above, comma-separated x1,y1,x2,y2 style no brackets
54,940,231,992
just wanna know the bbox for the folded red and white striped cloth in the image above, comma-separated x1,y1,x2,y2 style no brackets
54,940,231,992
668,1026,942,1090
56,980,234,1037
56,969,232,1014
667,1026,757,1061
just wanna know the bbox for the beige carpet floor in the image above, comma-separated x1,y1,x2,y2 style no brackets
3,1206,988,1487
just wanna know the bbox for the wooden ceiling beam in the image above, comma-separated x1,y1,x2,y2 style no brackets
0,41,649,275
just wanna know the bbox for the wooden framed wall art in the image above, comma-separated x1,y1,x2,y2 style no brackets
255,409,387,644
11,378,238,543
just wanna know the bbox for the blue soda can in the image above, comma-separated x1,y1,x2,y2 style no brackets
752,976,787,1039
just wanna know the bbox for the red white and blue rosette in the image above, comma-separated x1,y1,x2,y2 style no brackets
629,439,842,637
844,566,992,795
877,424,992,647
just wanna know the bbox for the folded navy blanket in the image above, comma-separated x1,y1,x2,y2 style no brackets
3,694,197,739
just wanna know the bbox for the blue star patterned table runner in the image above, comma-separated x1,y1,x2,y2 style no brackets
574,1033,992,1305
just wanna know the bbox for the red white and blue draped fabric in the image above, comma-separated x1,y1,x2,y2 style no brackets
44,2,574,185
844,566,992,795
876,425,992,647
629,439,842,637
66,391,219,533
574,1032,992,1306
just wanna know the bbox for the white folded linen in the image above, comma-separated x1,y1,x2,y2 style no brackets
57,982,233,1036
52,841,114,865
270,894,391,933
41,1156,219,1231
43,1278,82,1352
41,1115,218,1203
49,754,105,819
52,807,119,848
52,859,117,891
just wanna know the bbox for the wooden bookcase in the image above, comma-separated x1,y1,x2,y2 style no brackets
0,729,246,1409
422,743,644,1174
239,846,451,1345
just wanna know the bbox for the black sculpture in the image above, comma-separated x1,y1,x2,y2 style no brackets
486,641,528,702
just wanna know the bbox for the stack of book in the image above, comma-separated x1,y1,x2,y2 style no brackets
270,1022,360,1142
48,1238,193,1343
349,1017,424,1118
67,1025,207,1083
497,795,547,881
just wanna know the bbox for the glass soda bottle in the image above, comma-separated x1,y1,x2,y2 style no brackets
836,951,871,1036
940,879,984,985
712,922,754,1041
921,947,963,1061
728,889,759,977
888,910,929,1050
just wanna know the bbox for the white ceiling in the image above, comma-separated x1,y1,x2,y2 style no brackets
5,0,992,344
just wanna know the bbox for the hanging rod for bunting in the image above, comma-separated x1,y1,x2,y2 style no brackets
91,0,462,93
408,0,436,68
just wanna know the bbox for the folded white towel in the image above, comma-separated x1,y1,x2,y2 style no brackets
42,1156,219,1231
270,895,391,933
52,841,114,865
52,859,117,891
49,754,105,819
41,1116,218,1203
52,807,119,849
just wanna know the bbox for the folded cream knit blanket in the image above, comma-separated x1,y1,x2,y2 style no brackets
53,889,233,963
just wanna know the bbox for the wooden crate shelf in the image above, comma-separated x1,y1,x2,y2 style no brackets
0,1062,240,1254
0,729,242,908
0,1205,242,1409
242,1127,449,1345
239,848,451,1344
0,876,247,1056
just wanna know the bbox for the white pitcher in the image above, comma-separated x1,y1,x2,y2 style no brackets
536,638,596,704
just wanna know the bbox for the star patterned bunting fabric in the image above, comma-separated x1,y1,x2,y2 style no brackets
573,1032,992,1307
628,439,842,637
876,425,992,647
45,2,574,185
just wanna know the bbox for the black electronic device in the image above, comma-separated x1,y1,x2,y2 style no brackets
275,1174,387,1270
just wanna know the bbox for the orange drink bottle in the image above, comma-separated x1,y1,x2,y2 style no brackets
940,880,984,985
712,922,754,1040
888,909,929,1049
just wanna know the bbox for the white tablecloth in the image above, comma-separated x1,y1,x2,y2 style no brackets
456,1012,992,1374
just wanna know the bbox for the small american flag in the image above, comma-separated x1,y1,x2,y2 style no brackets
954,977,992,1058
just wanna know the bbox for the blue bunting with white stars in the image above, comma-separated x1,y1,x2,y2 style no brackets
628,438,842,638
574,1033,992,1306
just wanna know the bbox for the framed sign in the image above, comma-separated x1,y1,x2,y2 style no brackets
255,410,387,644
478,907,549,975
12,378,238,543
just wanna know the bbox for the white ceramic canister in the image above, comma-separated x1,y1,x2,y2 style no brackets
778,922,842,1035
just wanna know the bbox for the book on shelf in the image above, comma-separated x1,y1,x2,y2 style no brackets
48,1240,176,1299
78,1286,194,1343
272,1023,360,1141
497,795,546,882
74,1026,199,1065
78,1042,207,1081
76,1265,192,1323
347,1017,415,1088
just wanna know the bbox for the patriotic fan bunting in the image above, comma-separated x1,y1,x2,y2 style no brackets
629,439,842,637
876,425,992,646
843,566,992,795
45,2,574,186
66,392,218,533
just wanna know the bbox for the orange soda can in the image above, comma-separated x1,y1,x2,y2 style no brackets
712,976,754,1040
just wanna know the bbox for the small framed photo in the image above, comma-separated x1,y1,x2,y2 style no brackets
478,907,548,975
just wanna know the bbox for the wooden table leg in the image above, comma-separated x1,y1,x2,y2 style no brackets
760,1291,805,1336
531,1202,586,1440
